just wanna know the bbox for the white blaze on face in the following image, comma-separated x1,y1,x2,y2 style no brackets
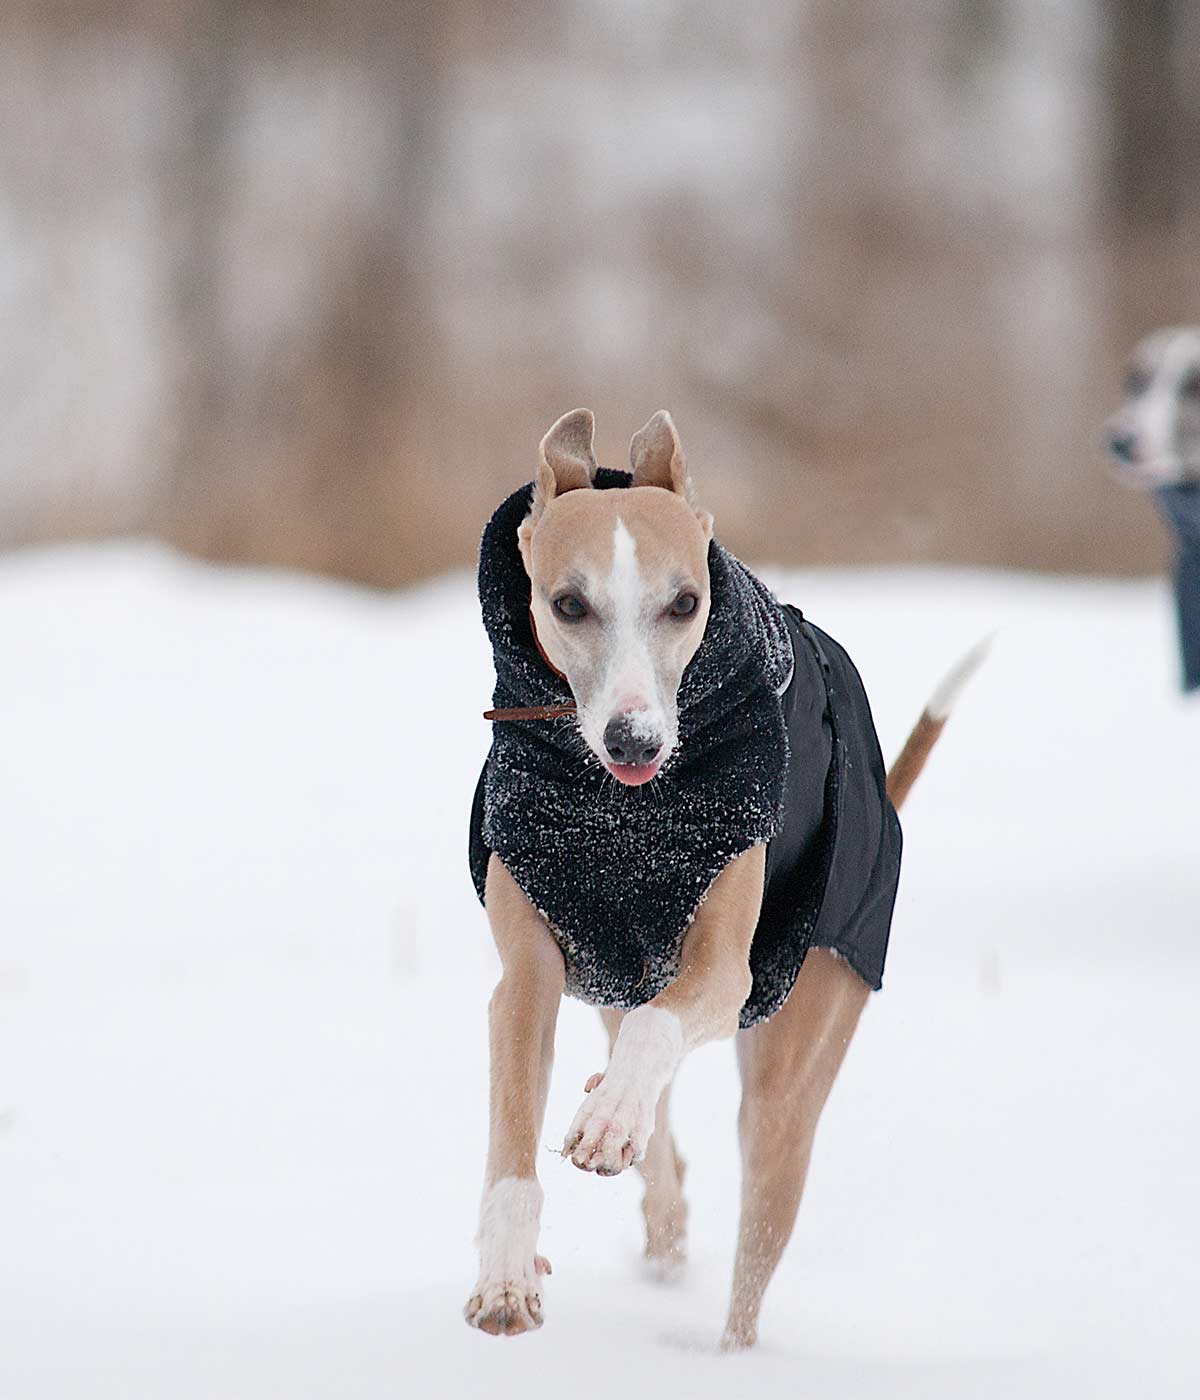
576,517,671,763
602,517,662,723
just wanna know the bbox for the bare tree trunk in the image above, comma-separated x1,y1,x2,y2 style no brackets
150,1,452,584
1105,0,1182,231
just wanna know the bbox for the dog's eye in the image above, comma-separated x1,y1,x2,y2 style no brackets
1125,366,1152,397
669,592,699,618
553,594,589,621
1182,369,1200,400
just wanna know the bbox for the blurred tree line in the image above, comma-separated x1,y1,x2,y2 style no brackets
2,0,1198,584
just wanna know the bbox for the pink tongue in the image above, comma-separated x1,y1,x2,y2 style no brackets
609,761,659,786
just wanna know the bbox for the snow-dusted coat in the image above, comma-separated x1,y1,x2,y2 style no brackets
468,471,902,1028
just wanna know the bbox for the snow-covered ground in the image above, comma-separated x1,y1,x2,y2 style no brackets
1,542,1197,1399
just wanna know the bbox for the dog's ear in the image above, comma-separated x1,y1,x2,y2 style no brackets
630,411,710,537
520,409,598,564
630,410,693,500
534,409,598,510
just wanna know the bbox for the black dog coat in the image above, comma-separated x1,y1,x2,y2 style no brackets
1156,483,1200,692
468,471,902,1028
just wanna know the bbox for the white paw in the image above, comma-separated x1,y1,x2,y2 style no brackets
563,1069,658,1174
563,1007,682,1176
466,1178,548,1336
642,1247,687,1285
464,1255,551,1337
642,1193,688,1282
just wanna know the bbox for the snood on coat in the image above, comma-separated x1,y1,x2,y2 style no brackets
468,470,902,1027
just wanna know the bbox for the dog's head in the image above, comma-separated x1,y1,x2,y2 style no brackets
517,409,714,786
1103,326,1200,488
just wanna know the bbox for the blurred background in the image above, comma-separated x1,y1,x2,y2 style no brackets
4,0,1199,587
5,8,1200,1395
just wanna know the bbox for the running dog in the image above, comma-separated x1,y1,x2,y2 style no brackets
1104,326,1200,691
465,409,980,1348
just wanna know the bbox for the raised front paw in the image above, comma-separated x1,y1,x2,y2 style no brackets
562,1069,657,1176
464,1256,551,1337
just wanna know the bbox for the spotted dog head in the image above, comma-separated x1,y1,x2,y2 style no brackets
1104,326,1200,488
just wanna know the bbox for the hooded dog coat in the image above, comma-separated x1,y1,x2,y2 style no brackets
468,471,902,1028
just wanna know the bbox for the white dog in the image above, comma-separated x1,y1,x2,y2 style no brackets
1104,326,1200,691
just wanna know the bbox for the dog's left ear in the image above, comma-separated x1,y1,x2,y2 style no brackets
630,411,712,538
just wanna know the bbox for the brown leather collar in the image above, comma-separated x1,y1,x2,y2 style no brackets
483,608,578,722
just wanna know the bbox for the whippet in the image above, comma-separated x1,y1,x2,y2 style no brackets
464,409,979,1348
1104,326,1200,691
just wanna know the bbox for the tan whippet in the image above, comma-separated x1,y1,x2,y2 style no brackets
465,409,979,1349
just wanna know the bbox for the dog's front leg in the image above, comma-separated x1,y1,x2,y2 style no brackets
465,856,564,1336
563,844,764,1176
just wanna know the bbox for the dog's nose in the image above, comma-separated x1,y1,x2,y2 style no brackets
1108,429,1138,463
603,716,661,767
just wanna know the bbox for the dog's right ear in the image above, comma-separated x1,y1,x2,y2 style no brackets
535,409,598,510
520,410,597,562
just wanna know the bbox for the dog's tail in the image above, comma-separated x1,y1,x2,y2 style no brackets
885,636,991,812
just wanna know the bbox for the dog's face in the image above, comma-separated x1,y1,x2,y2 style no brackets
1104,326,1200,488
517,410,713,786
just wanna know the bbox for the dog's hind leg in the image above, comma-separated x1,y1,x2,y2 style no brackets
465,856,565,1337
721,948,869,1350
598,1008,688,1279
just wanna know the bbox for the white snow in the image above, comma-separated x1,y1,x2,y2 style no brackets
1,542,1197,1399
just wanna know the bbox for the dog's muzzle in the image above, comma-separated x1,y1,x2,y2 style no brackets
603,716,662,768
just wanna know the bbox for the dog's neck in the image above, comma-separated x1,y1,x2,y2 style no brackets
483,607,576,724
528,606,568,683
